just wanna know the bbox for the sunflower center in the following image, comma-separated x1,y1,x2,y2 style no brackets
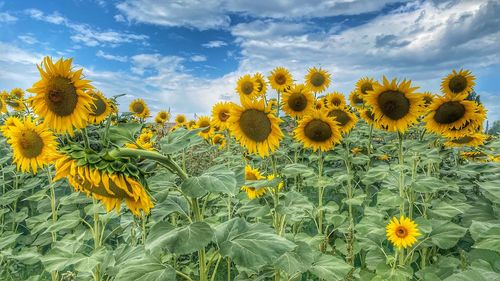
423,96,433,105
219,111,229,121
132,102,145,114
200,121,211,133
360,82,373,94
242,81,254,95
288,93,307,112
90,94,107,116
246,172,258,180
377,90,410,120
328,109,350,126
395,226,408,238
45,76,78,117
18,129,44,158
311,73,325,87
304,119,332,142
160,112,167,119
331,98,342,106
239,109,272,142
177,116,185,123
434,101,465,124
449,75,467,93
275,74,286,85
452,136,473,144
365,110,375,121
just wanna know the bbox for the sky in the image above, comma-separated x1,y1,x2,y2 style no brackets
0,0,499,123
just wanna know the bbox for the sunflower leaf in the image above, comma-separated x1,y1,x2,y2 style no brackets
146,221,213,255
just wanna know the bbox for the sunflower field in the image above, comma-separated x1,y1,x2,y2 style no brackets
0,57,499,281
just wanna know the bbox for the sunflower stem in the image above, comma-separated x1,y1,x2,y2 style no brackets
317,150,324,235
344,139,355,269
277,91,281,117
367,124,373,165
397,132,405,216
92,199,101,281
46,167,58,281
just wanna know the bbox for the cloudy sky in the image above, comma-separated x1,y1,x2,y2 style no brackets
1,0,499,122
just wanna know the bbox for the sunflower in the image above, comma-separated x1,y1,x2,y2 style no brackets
241,165,266,200
7,99,26,111
0,97,7,114
211,102,232,130
3,117,58,174
444,133,486,148
364,77,424,132
281,84,314,118
315,100,324,110
378,154,390,161
355,77,377,95
421,92,435,108
351,147,362,154
53,154,153,216
27,57,94,135
386,216,421,249
129,99,149,119
253,72,267,96
10,88,25,100
267,98,278,109
0,116,22,137
359,108,376,127
127,129,155,150
441,69,475,99
88,90,112,124
174,114,187,126
294,109,342,152
424,96,482,138
349,90,364,109
327,106,358,134
267,174,284,192
236,75,259,102
155,110,170,124
325,92,346,108
268,67,293,92
305,67,331,93
0,90,8,100
211,133,226,149
228,99,283,157
186,120,197,130
196,116,213,139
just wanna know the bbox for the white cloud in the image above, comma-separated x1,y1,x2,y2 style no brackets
96,50,128,62
190,55,207,62
202,40,227,48
0,11,17,23
114,14,126,22
18,34,38,45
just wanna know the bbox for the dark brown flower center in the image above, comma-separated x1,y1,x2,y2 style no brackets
218,110,229,121
177,116,186,123
352,93,364,104
331,98,342,106
239,109,272,142
377,90,410,120
45,76,78,117
242,81,254,95
132,102,145,114
304,119,332,142
310,72,325,87
199,121,211,133
90,94,107,117
288,93,308,112
275,74,286,85
328,109,350,126
423,95,433,106
360,82,373,94
364,110,375,121
18,129,44,158
160,112,167,119
434,101,465,124
75,173,130,198
246,172,258,180
449,75,467,93
395,226,408,238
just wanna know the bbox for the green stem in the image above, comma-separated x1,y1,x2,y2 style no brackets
397,132,405,216
317,150,324,235
344,141,355,269
227,258,231,281
93,199,101,281
47,168,58,281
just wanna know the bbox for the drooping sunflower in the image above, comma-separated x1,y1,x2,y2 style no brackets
325,92,346,108
228,99,283,157
327,106,358,134
355,77,377,95
441,69,475,99
423,96,482,138
236,75,259,102
364,77,424,132
386,216,421,249
3,117,58,174
268,67,293,92
53,153,153,216
211,102,232,130
211,133,226,149
175,114,187,126
27,57,94,135
240,165,266,200
281,84,314,118
444,133,486,148
129,98,150,119
305,67,331,93
88,90,112,124
196,116,213,139
10,88,25,100
349,90,365,109
253,72,268,96
7,99,26,112
294,109,342,152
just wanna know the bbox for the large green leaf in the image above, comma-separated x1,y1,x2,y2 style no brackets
160,127,203,154
275,242,315,274
469,220,500,254
0,232,20,250
114,254,176,281
429,220,467,249
146,221,213,255
281,163,315,178
41,246,87,272
152,195,190,221
309,253,352,280
479,180,500,204
428,201,471,219
108,123,143,146
181,165,237,197
276,191,313,222
43,210,81,234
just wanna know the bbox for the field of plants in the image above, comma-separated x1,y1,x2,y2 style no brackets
0,57,499,281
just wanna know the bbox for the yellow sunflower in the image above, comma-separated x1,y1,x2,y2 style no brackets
88,90,112,124
186,120,197,130
175,114,187,126
129,99,150,119
281,84,314,118
364,77,424,132
228,99,283,157
359,108,376,127
444,133,486,148
378,154,390,161
305,67,331,93
7,99,26,111
0,116,22,137
325,92,346,108
421,92,435,108
355,77,377,95
326,106,358,134
10,88,25,100
267,98,278,109
0,97,8,114
253,72,268,96
211,133,226,149
236,74,259,102
155,110,170,124
386,216,421,249
315,100,324,110
27,57,94,135
3,117,58,174
441,69,475,99
211,102,232,130
0,90,8,100
267,174,284,192
241,165,266,199
53,155,153,216
126,129,155,150
351,147,362,154
268,67,293,92
349,90,365,109
196,116,213,139
294,109,342,152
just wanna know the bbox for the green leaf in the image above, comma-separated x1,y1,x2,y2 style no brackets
276,191,313,222
114,254,176,281
160,127,203,154
41,246,87,272
479,180,500,204
181,165,237,197
0,232,20,250
0,189,24,206
108,123,143,146
43,210,81,234
146,221,213,255
309,253,352,280
428,201,471,219
429,220,467,249
152,195,190,221
281,163,315,178
275,242,315,274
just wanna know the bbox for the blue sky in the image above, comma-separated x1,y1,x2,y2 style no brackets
1,0,499,122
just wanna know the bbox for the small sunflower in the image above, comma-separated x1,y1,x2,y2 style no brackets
211,102,232,130
351,147,362,154
268,67,293,92
186,120,197,130
364,77,424,132
253,72,268,96
125,129,155,150
327,106,358,134
294,109,342,152
444,133,486,148
281,84,314,118
359,108,376,127
236,75,259,102
0,97,8,114
349,90,365,109
211,133,226,149
421,92,435,108
129,99,150,119
355,77,377,95
441,69,475,99
27,57,94,135
305,67,331,93
196,116,213,139
0,90,8,100
267,98,278,109
241,165,266,200
0,116,22,137
175,114,187,126
3,117,58,174
88,91,112,124
325,92,346,108
315,100,324,110
228,99,283,157
386,216,421,249
378,154,390,161
154,110,170,125
7,99,26,111
10,88,25,100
